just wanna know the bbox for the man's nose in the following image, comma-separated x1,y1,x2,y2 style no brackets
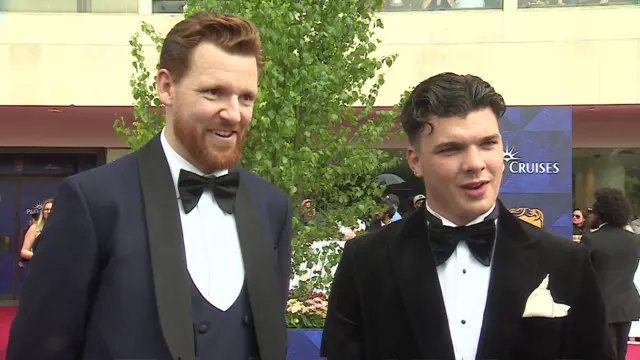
462,147,486,172
219,96,242,123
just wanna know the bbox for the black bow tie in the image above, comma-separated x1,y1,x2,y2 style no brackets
177,169,239,215
426,209,498,267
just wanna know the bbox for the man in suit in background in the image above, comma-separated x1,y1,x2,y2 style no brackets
321,72,613,360
7,12,292,360
581,187,640,360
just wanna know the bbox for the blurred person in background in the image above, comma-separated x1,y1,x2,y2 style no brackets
581,187,640,360
368,197,396,232
299,198,325,226
20,198,53,261
412,194,426,212
573,208,588,235
629,204,640,234
385,194,402,222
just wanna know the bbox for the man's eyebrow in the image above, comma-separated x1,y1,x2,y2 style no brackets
432,141,465,152
432,134,501,152
482,134,501,142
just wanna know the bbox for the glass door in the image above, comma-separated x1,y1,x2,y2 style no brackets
0,181,18,299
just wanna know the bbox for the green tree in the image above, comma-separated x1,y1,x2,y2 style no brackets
114,0,407,302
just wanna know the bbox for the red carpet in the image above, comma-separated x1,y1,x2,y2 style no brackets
0,307,15,360
0,305,638,359
629,344,640,359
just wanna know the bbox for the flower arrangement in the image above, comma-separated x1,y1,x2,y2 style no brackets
286,290,328,329
286,274,329,329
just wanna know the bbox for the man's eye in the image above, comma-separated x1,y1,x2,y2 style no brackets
240,94,255,104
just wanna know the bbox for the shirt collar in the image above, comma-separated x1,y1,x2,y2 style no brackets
160,128,228,199
592,222,609,232
425,200,496,227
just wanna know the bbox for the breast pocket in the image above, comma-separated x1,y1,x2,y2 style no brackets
516,317,565,360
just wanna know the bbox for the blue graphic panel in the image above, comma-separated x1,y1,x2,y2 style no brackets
500,106,572,239
287,329,323,360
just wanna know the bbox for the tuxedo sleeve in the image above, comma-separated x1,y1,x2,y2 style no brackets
561,245,614,360
6,178,101,360
277,197,293,306
321,239,364,360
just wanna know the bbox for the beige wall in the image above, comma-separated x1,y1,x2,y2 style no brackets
106,148,130,163
2,6,640,107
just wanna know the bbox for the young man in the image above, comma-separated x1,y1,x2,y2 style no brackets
7,12,292,360
321,73,613,360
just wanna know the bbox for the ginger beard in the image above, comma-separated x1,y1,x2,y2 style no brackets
172,113,248,173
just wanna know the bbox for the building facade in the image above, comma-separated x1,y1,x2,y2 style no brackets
0,0,640,300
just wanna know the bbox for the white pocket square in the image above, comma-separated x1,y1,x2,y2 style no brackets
522,274,571,318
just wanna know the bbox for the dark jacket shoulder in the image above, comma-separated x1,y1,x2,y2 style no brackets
343,219,406,259
518,220,588,262
520,220,579,248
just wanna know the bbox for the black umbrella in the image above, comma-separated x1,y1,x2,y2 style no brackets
374,173,406,186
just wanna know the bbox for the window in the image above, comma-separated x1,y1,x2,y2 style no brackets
572,148,640,216
0,0,138,13
151,0,500,14
519,0,638,8
153,0,186,13
383,0,503,11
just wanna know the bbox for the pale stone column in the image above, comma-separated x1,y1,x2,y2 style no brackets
503,0,518,11
138,0,152,15
106,148,130,163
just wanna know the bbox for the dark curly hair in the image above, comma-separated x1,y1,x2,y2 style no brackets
592,188,632,228
400,72,506,147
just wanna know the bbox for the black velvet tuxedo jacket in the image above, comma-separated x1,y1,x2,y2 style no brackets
6,136,293,360
321,202,614,360
581,225,640,324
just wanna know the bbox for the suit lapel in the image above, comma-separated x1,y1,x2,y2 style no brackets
234,171,286,360
388,209,455,360
138,136,196,360
475,201,542,360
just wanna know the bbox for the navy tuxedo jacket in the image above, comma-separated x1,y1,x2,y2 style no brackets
6,136,292,360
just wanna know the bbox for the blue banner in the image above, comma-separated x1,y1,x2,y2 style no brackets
499,106,573,239
287,329,323,360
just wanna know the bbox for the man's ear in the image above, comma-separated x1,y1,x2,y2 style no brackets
407,146,423,179
156,69,175,106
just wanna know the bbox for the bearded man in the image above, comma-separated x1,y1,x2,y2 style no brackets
7,12,292,360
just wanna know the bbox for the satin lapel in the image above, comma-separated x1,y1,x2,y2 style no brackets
476,201,541,360
234,171,286,360
138,136,196,360
388,209,455,360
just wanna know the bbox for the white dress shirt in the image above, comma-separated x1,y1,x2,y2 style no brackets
160,129,245,311
425,201,497,360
